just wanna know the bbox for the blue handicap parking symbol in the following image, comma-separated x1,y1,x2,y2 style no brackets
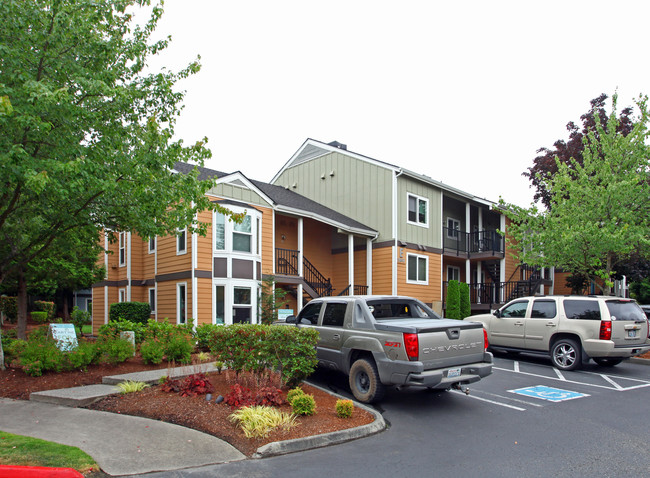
509,385,589,402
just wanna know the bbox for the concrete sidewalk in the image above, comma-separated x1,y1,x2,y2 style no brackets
0,398,245,476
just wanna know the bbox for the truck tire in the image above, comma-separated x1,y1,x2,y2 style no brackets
550,338,581,371
349,358,386,403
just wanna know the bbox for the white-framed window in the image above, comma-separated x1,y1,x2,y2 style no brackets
233,286,252,324
214,207,261,256
212,280,259,325
176,282,187,324
446,217,461,239
447,265,460,282
407,253,428,284
148,288,156,313
407,193,428,227
118,288,126,303
177,228,187,255
148,236,156,254
118,232,126,266
215,284,225,325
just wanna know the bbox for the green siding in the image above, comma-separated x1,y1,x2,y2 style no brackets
206,183,270,207
398,176,442,248
276,152,394,241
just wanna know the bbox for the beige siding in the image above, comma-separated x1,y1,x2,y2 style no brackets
206,183,269,207
398,176,442,249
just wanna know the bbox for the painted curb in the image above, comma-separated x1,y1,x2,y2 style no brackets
253,384,385,458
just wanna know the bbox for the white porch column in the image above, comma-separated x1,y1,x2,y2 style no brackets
366,238,373,295
298,218,303,276
539,267,545,295
297,284,303,311
104,232,109,325
126,232,132,301
192,231,198,328
499,214,506,302
348,234,354,295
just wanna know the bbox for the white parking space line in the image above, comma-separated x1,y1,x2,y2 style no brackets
600,374,624,390
450,390,526,411
478,391,544,407
513,361,520,373
553,368,566,381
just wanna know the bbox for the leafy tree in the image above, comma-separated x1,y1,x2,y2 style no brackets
629,279,650,304
446,280,460,319
524,93,635,208
502,95,650,295
0,1,238,337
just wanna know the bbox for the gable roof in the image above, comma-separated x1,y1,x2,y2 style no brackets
272,138,496,207
174,161,377,237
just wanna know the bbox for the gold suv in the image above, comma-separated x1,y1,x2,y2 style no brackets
465,296,650,370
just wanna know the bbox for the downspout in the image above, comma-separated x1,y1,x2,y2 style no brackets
126,232,132,301
393,169,405,295
192,210,198,332
104,232,109,325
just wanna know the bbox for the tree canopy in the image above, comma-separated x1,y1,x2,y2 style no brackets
502,95,650,295
0,0,232,287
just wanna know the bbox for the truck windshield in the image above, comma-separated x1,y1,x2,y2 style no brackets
366,299,439,320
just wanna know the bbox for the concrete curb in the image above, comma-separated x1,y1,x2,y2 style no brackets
630,357,650,366
253,383,385,458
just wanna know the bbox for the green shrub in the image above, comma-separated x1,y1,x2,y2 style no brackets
98,337,134,365
20,337,65,376
98,319,146,344
3,338,27,364
291,393,316,416
64,340,99,371
164,334,193,364
0,296,18,323
286,387,306,404
109,302,151,325
446,280,461,319
140,339,165,364
335,399,354,418
195,323,218,351
71,306,91,334
34,301,56,319
30,311,49,324
459,282,471,319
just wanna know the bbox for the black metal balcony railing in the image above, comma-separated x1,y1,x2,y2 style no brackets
337,284,369,296
443,228,504,257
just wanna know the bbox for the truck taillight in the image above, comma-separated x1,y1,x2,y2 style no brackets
403,333,419,361
599,320,612,340
483,328,489,350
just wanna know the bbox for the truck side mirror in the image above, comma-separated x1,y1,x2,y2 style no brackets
493,310,501,318
285,315,297,324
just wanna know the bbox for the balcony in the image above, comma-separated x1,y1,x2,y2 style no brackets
443,228,504,258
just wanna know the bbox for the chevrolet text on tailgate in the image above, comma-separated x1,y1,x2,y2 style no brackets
284,296,493,403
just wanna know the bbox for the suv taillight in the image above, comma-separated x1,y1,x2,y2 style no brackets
483,328,489,350
599,320,612,340
403,333,419,361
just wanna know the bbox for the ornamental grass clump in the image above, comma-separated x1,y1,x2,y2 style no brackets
228,405,297,438
117,380,150,394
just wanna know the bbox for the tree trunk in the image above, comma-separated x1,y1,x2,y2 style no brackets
17,267,28,340
62,292,70,321
0,328,5,370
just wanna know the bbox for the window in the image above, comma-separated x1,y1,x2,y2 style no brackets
447,265,460,282
233,287,251,324
563,300,601,320
407,254,428,284
447,218,460,239
215,213,225,250
605,300,646,321
148,236,156,254
322,303,347,327
531,299,556,318
215,285,225,324
297,301,322,325
233,216,252,252
177,228,187,255
500,300,529,318
407,194,428,226
177,283,187,324
148,288,156,313
118,289,126,303
119,232,126,266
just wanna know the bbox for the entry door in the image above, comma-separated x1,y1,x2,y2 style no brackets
490,300,529,348
524,299,559,350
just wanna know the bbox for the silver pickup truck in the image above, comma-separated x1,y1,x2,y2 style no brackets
284,295,493,403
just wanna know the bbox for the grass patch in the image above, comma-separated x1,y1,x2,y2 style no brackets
0,430,98,473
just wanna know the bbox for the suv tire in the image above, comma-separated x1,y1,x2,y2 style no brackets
593,358,623,367
349,358,386,403
551,338,581,371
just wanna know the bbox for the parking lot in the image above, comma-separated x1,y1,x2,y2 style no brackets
145,354,650,478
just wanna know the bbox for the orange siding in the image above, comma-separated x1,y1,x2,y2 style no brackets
156,281,180,322
91,287,105,334
196,278,212,326
331,253,349,294
157,233,191,276
275,215,298,252
196,210,213,271
397,251,442,303
372,246,393,295
353,249,367,289
303,219,334,282
503,217,520,281
260,208,274,275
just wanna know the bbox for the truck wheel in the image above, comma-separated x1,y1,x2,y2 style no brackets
349,358,386,403
550,338,581,371
593,358,622,367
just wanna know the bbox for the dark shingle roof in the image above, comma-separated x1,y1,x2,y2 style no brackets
174,162,376,236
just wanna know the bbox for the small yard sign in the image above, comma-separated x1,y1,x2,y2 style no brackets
278,309,294,321
48,323,78,351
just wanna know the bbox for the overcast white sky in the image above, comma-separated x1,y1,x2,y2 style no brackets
140,0,649,207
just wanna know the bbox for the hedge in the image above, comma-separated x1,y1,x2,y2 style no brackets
0,296,17,323
109,302,151,325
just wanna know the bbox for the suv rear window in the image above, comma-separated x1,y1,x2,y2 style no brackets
605,300,646,321
563,300,601,320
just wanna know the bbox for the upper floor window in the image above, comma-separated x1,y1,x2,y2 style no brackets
214,207,261,255
407,253,428,284
177,228,187,255
446,217,460,239
407,194,428,227
447,265,460,282
118,232,126,266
